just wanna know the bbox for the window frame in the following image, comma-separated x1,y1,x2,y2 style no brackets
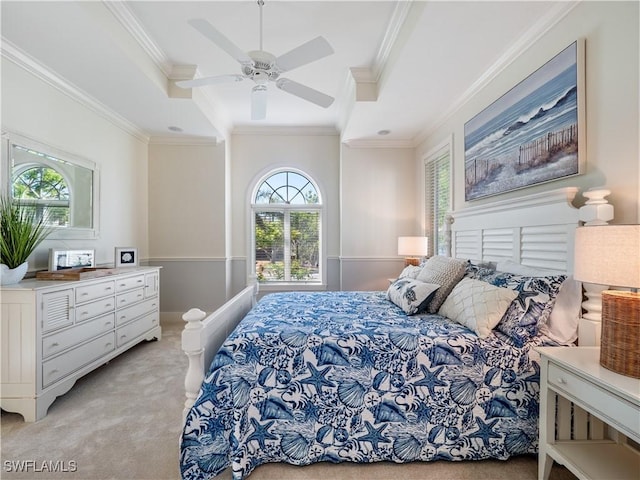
249,168,326,290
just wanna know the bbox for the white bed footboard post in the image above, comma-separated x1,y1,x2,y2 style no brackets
182,308,207,419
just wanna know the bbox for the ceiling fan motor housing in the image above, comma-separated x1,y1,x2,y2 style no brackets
243,50,280,84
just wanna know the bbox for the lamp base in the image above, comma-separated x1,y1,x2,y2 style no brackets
404,257,421,267
600,290,640,378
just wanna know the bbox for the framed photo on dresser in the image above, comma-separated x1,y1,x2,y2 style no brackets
115,247,138,267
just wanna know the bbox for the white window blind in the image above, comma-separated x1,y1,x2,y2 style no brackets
425,148,451,256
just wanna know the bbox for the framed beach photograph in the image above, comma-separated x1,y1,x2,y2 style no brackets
49,249,95,271
115,247,138,267
463,39,585,201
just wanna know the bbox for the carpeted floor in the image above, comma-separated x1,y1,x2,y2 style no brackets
1,322,577,480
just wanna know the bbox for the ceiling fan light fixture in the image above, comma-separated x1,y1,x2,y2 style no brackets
182,1,335,119
251,84,268,120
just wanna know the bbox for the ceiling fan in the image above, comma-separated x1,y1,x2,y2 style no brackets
177,0,335,120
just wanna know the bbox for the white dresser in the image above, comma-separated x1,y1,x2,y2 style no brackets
538,347,640,480
0,267,161,421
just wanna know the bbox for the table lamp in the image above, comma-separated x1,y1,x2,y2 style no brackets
573,225,640,377
397,236,429,266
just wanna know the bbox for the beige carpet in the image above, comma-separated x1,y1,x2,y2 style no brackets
1,322,576,480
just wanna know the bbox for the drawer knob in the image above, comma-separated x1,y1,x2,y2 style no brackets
105,342,112,348
557,377,566,385
49,369,59,375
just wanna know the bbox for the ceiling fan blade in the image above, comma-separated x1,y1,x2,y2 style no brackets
188,18,253,65
251,85,267,120
176,74,244,89
275,36,334,73
275,78,334,108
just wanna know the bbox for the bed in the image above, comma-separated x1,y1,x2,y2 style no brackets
179,187,597,480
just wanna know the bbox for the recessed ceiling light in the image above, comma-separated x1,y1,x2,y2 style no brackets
168,126,183,132
377,129,390,136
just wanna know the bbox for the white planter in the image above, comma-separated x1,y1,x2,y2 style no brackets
1,262,28,285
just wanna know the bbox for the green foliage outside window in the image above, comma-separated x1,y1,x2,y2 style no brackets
12,166,70,227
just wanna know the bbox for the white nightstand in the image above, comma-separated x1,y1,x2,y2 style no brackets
537,347,640,480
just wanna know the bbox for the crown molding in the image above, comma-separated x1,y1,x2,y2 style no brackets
373,1,414,82
1,38,149,143
342,138,415,149
232,125,339,136
102,0,172,77
414,1,580,146
149,136,218,146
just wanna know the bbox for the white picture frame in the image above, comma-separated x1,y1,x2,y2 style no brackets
49,249,95,271
115,247,138,267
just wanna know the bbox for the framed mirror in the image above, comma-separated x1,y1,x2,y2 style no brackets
1,131,100,239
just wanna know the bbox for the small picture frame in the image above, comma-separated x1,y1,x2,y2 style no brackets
115,247,138,267
49,249,95,271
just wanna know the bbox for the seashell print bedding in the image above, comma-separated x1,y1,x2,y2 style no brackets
180,291,547,480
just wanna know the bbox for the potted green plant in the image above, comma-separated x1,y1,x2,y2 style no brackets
0,196,54,284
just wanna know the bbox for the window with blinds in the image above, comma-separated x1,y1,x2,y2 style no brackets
252,170,322,284
424,146,451,257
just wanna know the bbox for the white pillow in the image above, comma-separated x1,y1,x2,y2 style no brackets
438,277,518,338
398,265,422,279
387,278,440,315
496,260,582,345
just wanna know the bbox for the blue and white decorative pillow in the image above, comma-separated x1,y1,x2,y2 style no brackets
387,278,439,315
467,269,566,346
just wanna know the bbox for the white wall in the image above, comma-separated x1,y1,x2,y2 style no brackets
147,140,227,313
1,57,149,270
340,145,418,290
416,1,639,224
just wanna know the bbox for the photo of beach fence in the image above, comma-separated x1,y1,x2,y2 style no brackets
464,41,582,201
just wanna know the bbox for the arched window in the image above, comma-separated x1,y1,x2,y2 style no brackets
252,170,323,284
12,164,71,227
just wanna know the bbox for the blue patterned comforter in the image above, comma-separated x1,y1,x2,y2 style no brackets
180,291,544,480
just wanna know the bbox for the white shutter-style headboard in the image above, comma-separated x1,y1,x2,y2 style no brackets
450,187,580,274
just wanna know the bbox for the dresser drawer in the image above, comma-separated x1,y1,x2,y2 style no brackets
116,298,159,326
42,313,115,359
115,274,145,292
76,280,115,304
116,312,159,347
75,297,115,323
42,332,115,388
548,362,638,431
116,288,145,309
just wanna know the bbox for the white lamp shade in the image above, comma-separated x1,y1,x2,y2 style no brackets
397,236,429,256
574,225,640,288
